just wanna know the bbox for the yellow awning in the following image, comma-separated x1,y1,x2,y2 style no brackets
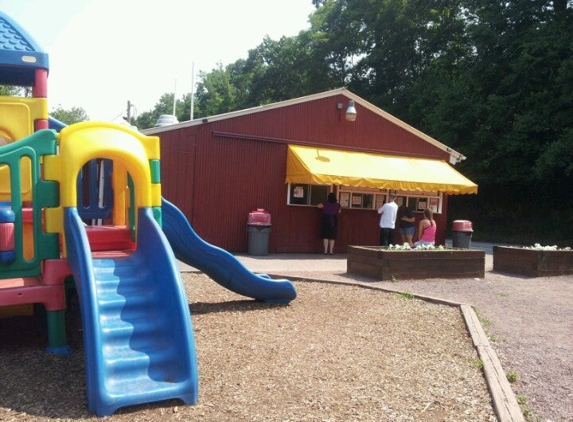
285,145,478,195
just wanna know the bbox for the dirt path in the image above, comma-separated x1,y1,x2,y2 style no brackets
275,257,573,422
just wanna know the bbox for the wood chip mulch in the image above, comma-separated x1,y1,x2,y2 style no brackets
0,273,497,421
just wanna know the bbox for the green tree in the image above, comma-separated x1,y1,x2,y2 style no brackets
49,105,89,125
309,0,377,89
190,29,336,118
451,0,573,185
133,110,156,130
133,93,187,129
446,0,573,242
193,62,240,117
0,85,23,96
243,32,336,106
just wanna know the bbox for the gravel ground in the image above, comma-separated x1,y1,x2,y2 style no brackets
0,256,570,422
273,255,573,422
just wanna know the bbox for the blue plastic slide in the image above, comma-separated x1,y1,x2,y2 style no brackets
161,197,297,304
64,207,198,417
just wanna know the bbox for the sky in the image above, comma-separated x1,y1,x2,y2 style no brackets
1,0,315,122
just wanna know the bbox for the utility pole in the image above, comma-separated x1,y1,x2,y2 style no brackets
190,62,195,121
172,79,177,117
126,100,132,124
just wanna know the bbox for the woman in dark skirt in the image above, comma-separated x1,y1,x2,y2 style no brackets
317,192,341,254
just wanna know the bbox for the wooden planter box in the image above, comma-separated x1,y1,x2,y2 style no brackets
493,246,573,277
347,246,485,281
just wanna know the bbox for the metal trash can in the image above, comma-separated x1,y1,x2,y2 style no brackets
247,209,272,256
452,220,473,248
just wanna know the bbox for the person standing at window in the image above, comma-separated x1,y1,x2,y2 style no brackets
317,192,341,255
414,209,437,247
378,193,398,246
398,204,416,247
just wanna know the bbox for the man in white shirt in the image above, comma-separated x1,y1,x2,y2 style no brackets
377,193,398,246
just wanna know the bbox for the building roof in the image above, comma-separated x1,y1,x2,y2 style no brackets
0,11,49,86
143,88,467,164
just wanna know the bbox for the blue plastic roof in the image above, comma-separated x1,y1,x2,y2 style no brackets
0,11,49,86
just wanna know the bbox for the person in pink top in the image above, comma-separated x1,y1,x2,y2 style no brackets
414,209,437,247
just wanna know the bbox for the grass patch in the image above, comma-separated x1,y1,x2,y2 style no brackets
472,306,492,328
506,371,518,383
516,395,542,421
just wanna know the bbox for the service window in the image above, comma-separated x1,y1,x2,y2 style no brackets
339,187,388,210
338,188,442,213
288,183,329,206
375,194,387,209
402,193,442,213
351,193,374,209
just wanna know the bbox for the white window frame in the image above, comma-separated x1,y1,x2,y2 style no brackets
287,183,330,206
338,187,388,210
338,187,443,213
396,191,443,214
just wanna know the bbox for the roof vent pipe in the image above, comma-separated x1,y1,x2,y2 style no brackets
154,114,179,127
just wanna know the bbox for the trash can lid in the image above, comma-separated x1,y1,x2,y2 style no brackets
452,220,473,232
248,209,272,226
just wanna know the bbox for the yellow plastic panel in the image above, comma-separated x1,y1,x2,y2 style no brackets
0,97,48,200
43,122,161,251
0,97,48,141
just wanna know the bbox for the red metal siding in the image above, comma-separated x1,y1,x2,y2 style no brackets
158,94,457,253
160,127,196,219
162,134,291,251
209,95,449,160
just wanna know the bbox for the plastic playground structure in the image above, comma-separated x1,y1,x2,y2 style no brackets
0,11,296,417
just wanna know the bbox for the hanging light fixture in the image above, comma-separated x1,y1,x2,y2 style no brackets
345,100,357,122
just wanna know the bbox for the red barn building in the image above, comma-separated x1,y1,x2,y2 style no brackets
143,89,477,253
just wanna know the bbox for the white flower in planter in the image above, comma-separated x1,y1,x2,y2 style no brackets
387,243,451,251
414,244,436,250
388,243,412,250
517,243,571,251
527,243,559,250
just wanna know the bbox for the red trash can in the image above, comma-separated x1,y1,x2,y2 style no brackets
247,209,272,255
452,220,473,248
